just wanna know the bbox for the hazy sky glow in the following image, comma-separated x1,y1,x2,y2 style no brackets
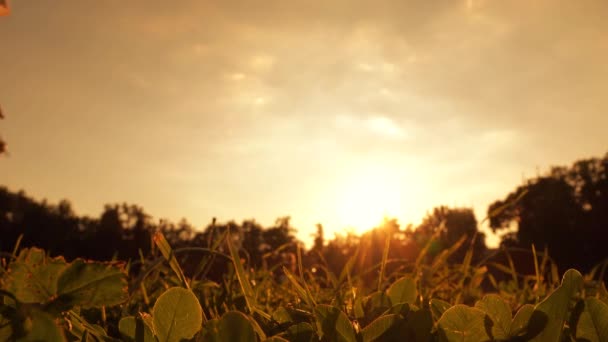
1,0,607,246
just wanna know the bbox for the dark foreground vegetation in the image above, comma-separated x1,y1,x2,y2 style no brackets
0,153,607,341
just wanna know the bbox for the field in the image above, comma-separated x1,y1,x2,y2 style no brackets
1,231,607,342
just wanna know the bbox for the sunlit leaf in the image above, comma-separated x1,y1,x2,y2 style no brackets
152,287,203,342
430,298,452,322
528,269,583,342
386,276,417,306
509,304,534,338
360,314,402,342
437,305,491,342
574,297,608,342
474,294,511,340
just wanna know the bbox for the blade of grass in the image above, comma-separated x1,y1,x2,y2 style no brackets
152,232,189,289
377,232,391,291
283,267,316,308
226,231,257,314
297,243,317,308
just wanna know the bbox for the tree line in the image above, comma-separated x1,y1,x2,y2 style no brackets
0,152,606,282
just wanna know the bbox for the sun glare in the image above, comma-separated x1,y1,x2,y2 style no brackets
335,165,404,235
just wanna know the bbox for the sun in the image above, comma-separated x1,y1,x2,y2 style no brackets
335,165,404,235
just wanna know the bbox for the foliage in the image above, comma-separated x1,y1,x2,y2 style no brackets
1,231,607,341
489,153,608,272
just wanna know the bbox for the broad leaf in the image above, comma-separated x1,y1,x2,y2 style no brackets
200,311,257,342
474,294,511,340
314,304,356,342
282,322,314,342
119,316,156,342
529,269,583,342
56,259,127,309
430,299,452,322
19,309,65,342
153,287,203,342
437,305,491,342
360,314,402,342
574,297,608,342
386,277,417,306
509,304,534,338
1,248,67,304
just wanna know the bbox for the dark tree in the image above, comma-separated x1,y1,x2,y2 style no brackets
489,152,608,272
414,206,487,263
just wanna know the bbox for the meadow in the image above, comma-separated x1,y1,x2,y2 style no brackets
1,229,607,342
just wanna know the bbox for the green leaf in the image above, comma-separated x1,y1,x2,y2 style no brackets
200,311,257,342
272,307,293,325
386,277,417,306
361,314,402,342
474,294,511,340
152,287,203,342
314,304,356,342
509,304,534,338
282,322,314,342
0,305,15,341
1,248,67,304
55,259,128,309
528,269,583,342
119,316,156,342
437,305,491,342
574,297,608,342
363,292,392,323
430,299,452,322
18,309,66,342
65,310,110,341
383,303,410,317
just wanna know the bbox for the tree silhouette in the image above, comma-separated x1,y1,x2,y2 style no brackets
414,206,487,263
489,152,608,272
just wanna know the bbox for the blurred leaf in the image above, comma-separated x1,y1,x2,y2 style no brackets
152,287,202,342
574,297,608,342
118,316,156,342
509,304,534,337
437,305,491,342
386,277,417,306
55,260,127,309
200,311,256,342
19,309,66,342
272,307,293,325
528,269,583,342
360,314,402,342
314,304,356,342
474,294,511,340
430,299,452,322
282,322,314,342
1,248,67,304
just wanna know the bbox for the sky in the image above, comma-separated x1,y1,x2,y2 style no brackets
1,0,607,247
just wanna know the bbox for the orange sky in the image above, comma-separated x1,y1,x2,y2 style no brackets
1,0,607,247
